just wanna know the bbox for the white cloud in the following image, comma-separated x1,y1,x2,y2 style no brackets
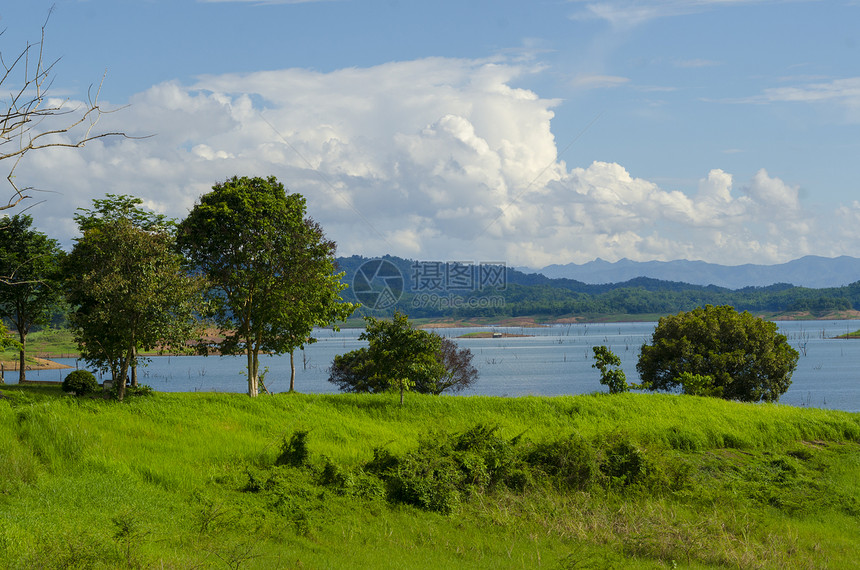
7,56,856,267
760,77,860,104
721,77,860,122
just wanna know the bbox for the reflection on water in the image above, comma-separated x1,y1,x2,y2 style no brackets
31,320,860,413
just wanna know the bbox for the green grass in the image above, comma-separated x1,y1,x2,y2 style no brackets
0,386,858,568
0,327,79,360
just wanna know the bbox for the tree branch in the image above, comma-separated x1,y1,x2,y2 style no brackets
1,13,134,212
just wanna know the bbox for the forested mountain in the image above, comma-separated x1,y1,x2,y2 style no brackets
336,255,860,320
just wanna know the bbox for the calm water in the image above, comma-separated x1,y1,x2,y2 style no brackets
29,320,860,412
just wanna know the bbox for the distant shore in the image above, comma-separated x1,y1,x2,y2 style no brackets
5,309,858,372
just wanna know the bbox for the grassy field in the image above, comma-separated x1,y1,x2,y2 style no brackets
0,328,80,364
0,386,858,569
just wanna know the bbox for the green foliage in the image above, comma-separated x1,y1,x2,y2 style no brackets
61,370,99,396
105,381,153,400
328,312,476,401
1,388,859,569
339,254,860,320
677,371,723,397
637,305,800,402
176,175,357,396
65,195,202,401
0,214,65,382
592,345,629,394
525,433,597,491
275,430,310,467
0,320,16,352
600,438,657,487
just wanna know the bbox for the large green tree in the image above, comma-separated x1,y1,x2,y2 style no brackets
328,312,477,402
65,195,202,400
176,175,356,397
0,215,65,382
636,305,799,402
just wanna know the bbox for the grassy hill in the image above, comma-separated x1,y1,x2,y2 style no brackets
1,386,858,568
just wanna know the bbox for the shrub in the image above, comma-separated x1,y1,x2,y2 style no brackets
62,370,99,396
276,430,310,467
525,433,597,491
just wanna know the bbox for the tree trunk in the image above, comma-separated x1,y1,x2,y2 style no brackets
289,350,296,392
247,348,259,397
131,345,138,387
18,339,26,383
117,351,131,402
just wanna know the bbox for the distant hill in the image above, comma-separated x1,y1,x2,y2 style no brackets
531,256,860,290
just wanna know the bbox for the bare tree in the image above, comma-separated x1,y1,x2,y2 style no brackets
1,11,127,213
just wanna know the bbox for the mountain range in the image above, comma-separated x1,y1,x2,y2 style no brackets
529,256,860,290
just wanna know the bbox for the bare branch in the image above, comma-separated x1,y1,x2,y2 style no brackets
1,12,132,212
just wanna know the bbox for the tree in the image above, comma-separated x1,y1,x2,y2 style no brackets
64,195,202,400
434,337,479,395
176,175,357,397
0,320,18,383
0,214,65,382
636,305,799,402
1,13,126,214
328,312,477,402
591,345,628,394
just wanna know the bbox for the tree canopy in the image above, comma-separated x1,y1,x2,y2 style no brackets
64,195,201,400
636,305,799,402
176,175,356,397
328,312,477,403
0,214,65,382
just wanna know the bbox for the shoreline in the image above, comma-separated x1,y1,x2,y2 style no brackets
6,310,858,369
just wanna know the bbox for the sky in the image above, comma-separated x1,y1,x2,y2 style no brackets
2,0,859,269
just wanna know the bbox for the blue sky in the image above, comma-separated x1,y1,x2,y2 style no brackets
2,0,859,268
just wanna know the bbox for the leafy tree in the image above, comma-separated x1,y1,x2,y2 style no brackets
636,305,799,402
435,337,479,394
591,345,628,394
176,175,356,397
0,215,65,382
64,195,202,400
328,312,476,402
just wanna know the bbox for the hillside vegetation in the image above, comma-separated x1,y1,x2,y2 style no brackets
337,255,860,321
1,387,858,568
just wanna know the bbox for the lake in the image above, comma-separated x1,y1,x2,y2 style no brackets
28,320,860,413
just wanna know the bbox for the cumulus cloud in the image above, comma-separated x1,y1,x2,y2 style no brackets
7,56,855,267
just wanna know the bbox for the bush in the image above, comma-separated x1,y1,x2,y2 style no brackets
276,430,310,467
62,370,99,396
526,433,597,490
637,305,799,402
